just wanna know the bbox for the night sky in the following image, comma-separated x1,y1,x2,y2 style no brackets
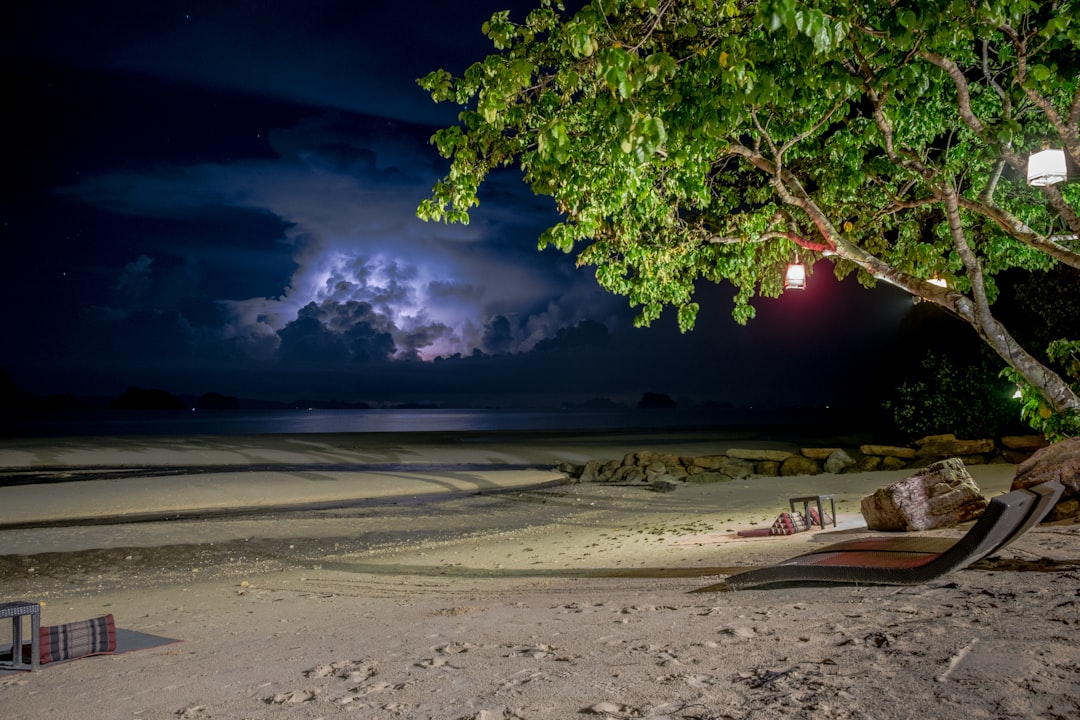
2,0,915,410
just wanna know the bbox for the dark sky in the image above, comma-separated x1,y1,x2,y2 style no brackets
1,0,914,409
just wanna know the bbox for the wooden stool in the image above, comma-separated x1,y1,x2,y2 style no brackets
0,601,40,671
789,495,837,529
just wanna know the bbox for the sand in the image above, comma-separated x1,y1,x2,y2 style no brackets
1,432,1078,719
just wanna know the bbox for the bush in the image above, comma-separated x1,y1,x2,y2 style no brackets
884,349,1023,440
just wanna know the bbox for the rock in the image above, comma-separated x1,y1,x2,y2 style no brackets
726,448,794,462
578,460,601,483
824,449,856,474
756,460,781,476
780,455,821,476
857,455,883,471
685,471,736,484
644,461,668,481
1010,438,1080,520
860,458,989,531
650,478,679,493
619,466,646,483
664,463,690,479
689,455,733,469
860,444,917,459
655,453,682,467
1000,435,1050,450
914,434,995,458
881,456,908,471
555,461,580,476
716,457,755,480
802,447,842,461
1000,448,1039,464
687,456,754,478
1049,496,1080,520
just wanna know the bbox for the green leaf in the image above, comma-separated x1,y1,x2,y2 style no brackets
1029,64,1052,82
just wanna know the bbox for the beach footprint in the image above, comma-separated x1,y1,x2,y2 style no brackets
305,658,379,683
264,689,317,705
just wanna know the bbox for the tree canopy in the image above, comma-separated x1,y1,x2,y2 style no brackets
418,0,1080,436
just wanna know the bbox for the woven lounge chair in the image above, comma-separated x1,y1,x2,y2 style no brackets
716,481,1064,591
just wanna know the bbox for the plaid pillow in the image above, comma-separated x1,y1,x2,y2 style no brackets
769,511,809,536
25,614,117,664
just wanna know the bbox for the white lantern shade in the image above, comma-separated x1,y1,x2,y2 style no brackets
1027,148,1067,186
784,262,807,290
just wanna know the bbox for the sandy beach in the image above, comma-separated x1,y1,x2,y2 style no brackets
1,431,1078,719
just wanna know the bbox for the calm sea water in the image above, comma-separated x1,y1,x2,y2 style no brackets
0,407,847,439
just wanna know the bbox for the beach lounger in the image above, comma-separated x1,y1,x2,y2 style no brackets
716,481,1064,591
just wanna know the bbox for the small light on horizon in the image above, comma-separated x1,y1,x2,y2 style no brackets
1027,148,1067,186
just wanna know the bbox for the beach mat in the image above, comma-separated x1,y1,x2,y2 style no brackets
1,627,181,674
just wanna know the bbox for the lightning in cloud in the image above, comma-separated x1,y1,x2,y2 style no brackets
64,115,609,366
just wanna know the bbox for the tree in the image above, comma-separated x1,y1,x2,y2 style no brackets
417,0,1080,435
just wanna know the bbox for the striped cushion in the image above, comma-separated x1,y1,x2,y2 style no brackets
26,614,117,664
769,511,810,535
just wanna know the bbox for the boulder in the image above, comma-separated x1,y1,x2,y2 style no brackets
682,459,751,481
689,455,734,470
802,447,841,461
1010,438,1080,520
1001,448,1040,464
857,455,883,471
881,456,908,471
824,449,856,474
619,466,646,483
726,448,795,462
860,444,917,459
714,457,755,480
780,455,822,476
914,433,995,458
1000,435,1050,451
756,460,781,476
860,458,989,531
644,461,668,481
650,477,679,493
664,463,690,479
578,460,601,483
556,461,580,476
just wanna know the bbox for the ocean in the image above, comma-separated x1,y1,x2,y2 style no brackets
0,406,851,439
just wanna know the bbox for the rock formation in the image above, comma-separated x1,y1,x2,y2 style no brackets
1010,437,1080,521
860,458,989,531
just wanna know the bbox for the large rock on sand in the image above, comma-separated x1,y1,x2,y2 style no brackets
861,457,989,531
1010,438,1080,521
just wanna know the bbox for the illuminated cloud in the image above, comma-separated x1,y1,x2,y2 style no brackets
63,115,605,366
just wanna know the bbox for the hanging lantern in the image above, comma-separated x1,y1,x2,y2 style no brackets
1027,148,1067,186
784,262,807,290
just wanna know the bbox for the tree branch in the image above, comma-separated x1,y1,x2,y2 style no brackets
956,196,1080,269
919,51,988,136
